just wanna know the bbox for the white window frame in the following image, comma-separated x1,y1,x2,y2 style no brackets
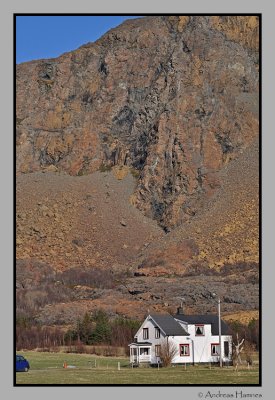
179,344,190,356
155,327,160,339
143,328,149,340
155,344,161,356
211,343,220,356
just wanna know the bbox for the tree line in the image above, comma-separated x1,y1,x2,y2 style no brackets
16,310,140,352
16,310,259,355
227,318,259,351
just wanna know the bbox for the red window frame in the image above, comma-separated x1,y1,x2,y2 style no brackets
179,343,190,356
211,343,220,356
195,324,205,336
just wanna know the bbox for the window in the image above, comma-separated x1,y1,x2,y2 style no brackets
130,348,137,356
224,341,229,357
155,327,160,338
143,328,149,340
140,347,149,355
155,345,161,357
179,344,190,356
195,325,205,336
211,343,220,356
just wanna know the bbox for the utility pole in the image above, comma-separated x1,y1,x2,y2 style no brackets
187,338,195,366
211,293,223,368
218,297,222,368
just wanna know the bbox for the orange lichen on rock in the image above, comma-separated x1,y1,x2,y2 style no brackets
210,16,259,50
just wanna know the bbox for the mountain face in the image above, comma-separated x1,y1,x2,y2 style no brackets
16,16,259,323
16,16,259,230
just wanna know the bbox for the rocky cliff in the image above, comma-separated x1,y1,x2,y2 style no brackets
16,16,259,230
16,16,259,323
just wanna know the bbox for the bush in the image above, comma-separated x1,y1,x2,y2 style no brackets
16,324,65,351
244,343,255,366
130,168,140,179
227,318,259,350
159,339,178,367
99,164,112,172
56,266,124,289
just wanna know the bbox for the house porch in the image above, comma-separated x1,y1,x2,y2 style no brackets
129,342,152,364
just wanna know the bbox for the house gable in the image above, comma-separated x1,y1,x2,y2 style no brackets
134,314,189,341
134,316,167,344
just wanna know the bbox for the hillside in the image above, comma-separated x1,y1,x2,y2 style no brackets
16,15,259,326
16,16,259,229
16,168,162,271
136,137,259,276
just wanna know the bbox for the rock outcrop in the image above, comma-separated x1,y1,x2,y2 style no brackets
16,16,259,229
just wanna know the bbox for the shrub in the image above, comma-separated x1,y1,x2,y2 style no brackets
244,343,255,366
16,324,65,351
99,164,112,172
228,318,259,350
159,339,178,367
56,266,122,289
130,168,140,179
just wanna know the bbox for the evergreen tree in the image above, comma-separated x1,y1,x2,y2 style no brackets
90,310,111,344
79,312,93,344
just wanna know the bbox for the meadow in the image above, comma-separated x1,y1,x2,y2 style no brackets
15,351,260,385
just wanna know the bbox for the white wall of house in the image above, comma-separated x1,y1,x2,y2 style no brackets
130,315,233,365
170,334,232,364
173,320,233,363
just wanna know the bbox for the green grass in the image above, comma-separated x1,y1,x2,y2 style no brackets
16,351,260,385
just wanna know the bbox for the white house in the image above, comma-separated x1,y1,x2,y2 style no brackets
129,308,232,366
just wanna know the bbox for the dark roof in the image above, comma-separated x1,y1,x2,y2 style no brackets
129,342,152,346
150,314,189,336
174,314,230,335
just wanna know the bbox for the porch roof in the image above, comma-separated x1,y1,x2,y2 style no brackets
129,342,152,346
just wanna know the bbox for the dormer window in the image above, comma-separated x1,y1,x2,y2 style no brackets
155,327,160,339
195,325,205,336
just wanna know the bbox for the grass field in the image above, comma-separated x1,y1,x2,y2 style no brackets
16,351,260,385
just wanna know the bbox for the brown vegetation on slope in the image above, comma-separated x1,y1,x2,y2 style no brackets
16,169,162,271
16,16,259,328
136,138,259,274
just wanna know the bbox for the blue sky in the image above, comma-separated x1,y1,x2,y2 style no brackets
16,16,144,64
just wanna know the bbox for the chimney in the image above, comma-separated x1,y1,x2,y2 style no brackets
176,306,184,315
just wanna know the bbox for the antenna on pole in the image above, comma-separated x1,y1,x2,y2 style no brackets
177,297,185,315
179,297,185,308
